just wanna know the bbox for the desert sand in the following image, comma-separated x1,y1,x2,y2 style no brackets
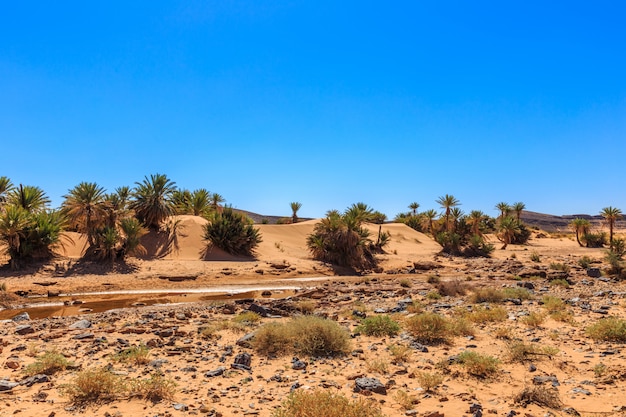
0,216,625,417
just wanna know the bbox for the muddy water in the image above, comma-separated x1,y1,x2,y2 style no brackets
0,288,299,320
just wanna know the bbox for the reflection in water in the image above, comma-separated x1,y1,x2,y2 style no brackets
0,289,297,320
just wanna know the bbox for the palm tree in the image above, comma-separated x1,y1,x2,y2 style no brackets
512,202,526,223
436,194,460,231
601,206,623,250
495,202,511,220
0,205,32,268
7,185,50,213
421,209,438,236
497,216,521,250
468,210,486,237
130,174,177,229
189,189,211,216
290,202,302,224
62,182,107,246
568,218,591,247
409,202,420,216
0,176,14,207
450,207,464,232
210,193,226,212
119,217,147,257
344,202,375,225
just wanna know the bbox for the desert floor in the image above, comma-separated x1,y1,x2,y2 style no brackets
0,217,625,417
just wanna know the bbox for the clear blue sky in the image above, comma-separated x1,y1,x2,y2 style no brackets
2,1,625,219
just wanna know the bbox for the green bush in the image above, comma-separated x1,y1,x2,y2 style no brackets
582,232,607,248
355,315,401,337
203,207,262,256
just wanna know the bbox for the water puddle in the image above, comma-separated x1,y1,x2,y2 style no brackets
0,287,300,320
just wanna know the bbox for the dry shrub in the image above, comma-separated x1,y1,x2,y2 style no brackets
253,316,351,357
457,350,500,378
61,368,125,405
356,315,401,337
521,312,545,328
129,372,176,403
272,389,385,417
388,344,412,364
233,311,262,325
502,287,533,300
366,358,389,374
24,350,71,376
469,287,505,303
463,305,508,323
514,386,562,409
506,341,558,363
112,344,150,366
394,389,420,411
294,300,316,314
586,317,626,342
415,371,444,392
405,312,453,345
435,279,467,297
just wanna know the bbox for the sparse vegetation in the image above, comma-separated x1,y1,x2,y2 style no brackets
24,351,71,376
415,371,444,392
61,367,125,405
514,386,562,409
405,312,453,344
506,341,559,362
112,344,150,365
253,316,351,357
129,372,177,402
355,315,401,337
586,317,626,342
272,389,385,417
457,350,500,378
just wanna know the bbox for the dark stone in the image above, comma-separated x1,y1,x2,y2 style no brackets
354,377,387,395
291,358,307,370
248,303,271,317
205,367,226,377
352,310,367,319
72,333,94,340
15,325,35,335
236,332,255,348
20,374,50,387
232,353,252,371
69,319,91,329
533,375,559,386
587,268,601,278
11,312,30,322
0,380,18,391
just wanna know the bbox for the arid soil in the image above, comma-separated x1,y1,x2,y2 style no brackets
0,217,625,417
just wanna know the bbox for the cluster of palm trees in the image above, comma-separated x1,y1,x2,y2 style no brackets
306,203,389,271
394,197,535,254
569,207,623,250
0,174,228,268
0,178,64,268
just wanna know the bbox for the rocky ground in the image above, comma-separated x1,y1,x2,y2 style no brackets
1,254,626,417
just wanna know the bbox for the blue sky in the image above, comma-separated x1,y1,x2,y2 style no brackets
2,1,625,219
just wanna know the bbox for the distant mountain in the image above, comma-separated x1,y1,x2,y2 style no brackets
520,210,620,232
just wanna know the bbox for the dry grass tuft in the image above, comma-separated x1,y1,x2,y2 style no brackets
24,350,71,376
514,386,562,409
129,372,177,403
253,316,351,357
60,368,125,405
272,389,385,417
